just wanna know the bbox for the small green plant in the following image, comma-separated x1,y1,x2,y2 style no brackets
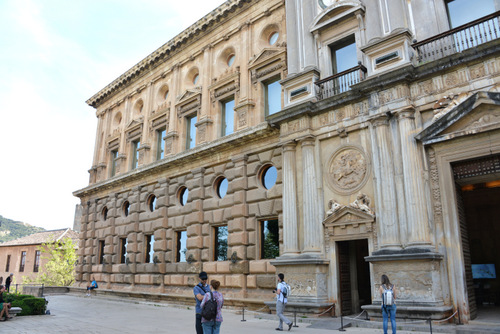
5,293,47,316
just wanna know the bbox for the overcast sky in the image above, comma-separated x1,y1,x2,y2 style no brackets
0,0,226,231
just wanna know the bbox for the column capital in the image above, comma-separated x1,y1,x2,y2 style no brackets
370,114,390,127
281,140,297,151
394,106,416,120
298,135,316,146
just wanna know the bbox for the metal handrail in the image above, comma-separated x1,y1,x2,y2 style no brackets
412,10,500,63
315,64,367,100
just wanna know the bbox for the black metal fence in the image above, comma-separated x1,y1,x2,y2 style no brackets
412,11,500,64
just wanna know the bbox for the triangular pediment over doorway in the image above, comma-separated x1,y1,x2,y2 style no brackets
416,91,500,145
323,205,375,237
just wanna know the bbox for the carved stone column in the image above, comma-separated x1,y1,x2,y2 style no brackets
396,108,431,246
300,136,322,254
281,141,299,255
371,116,400,249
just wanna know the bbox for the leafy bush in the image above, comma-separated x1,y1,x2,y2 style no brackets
5,293,47,316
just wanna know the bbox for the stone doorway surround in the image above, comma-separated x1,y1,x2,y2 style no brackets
322,204,376,317
415,91,500,323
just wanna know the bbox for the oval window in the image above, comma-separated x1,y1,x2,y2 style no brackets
123,201,130,217
193,74,199,85
269,32,279,45
261,165,278,189
179,187,189,206
148,195,157,212
227,54,235,67
216,177,228,199
164,90,169,100
102,207,108,221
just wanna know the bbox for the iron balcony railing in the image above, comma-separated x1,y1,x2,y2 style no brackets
315,64,367,100
412,11,500,64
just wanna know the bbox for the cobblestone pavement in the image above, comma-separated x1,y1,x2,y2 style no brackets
0,294,432,334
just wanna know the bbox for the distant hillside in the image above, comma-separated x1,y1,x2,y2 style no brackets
0,215,45,243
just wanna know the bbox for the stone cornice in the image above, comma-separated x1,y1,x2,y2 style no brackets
86,0,256,109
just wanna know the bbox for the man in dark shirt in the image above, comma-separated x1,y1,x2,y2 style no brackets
193,272,210,334
0,285,11,321
5,274,13,293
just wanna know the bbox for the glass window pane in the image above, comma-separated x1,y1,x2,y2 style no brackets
180,187,189,206
269,32,279,45
261,220,279,259
215,226,228,261
149,235,155,263
446,0,495,28
227,54,235,67
217,178,228,198
187,116,197,149
157,129,166,160
266,79,281,116
263,166,278,189
333,41,357,73
178,231,187,262
223,99,235,136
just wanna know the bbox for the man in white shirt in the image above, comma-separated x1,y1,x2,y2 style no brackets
274,273,292,331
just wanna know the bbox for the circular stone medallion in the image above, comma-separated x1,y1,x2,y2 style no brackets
327,146,369,194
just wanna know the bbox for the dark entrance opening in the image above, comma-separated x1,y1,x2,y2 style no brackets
338,239,371,315
454,154,500,321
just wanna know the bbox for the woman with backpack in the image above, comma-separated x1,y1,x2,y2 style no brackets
379,274,397,334
200,279,223,334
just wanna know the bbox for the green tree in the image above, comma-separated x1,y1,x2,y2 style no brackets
25,237,77,286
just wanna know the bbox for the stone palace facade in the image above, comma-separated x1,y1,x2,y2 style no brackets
74,0,500,323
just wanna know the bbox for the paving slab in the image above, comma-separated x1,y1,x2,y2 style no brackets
0,294,434,334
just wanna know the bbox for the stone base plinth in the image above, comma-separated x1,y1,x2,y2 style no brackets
362,303,454,321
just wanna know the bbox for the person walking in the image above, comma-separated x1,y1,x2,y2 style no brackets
200,279,223,334
193,271,210,334
5,274,13,293
379,274,397,334
274,273,292,331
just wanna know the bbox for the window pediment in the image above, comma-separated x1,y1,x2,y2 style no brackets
125,118,143,140
176,88,202,118
311,1,364,33
248,48,286,84
209,71,240,103
416,91,500,145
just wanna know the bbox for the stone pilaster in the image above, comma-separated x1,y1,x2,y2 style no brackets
371,115,400,249
396,108,431,247
281,141,299,255
300,136,322,254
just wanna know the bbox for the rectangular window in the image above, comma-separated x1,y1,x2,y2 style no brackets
131,140,140,170
330,35,357,75
99,240,105,264
445,0,495,28
264,77,281,116
5,255,10,272
19,251,26,272
186,115,197,149
120,238,128,264
156,129,166,160
214,225,228,261
260,219,280,259
176,231,187,262
110,150,118,177
221,98,235,136
33,250,41,272
145,235,155,263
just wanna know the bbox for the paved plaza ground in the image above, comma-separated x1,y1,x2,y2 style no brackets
0,294,435,334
